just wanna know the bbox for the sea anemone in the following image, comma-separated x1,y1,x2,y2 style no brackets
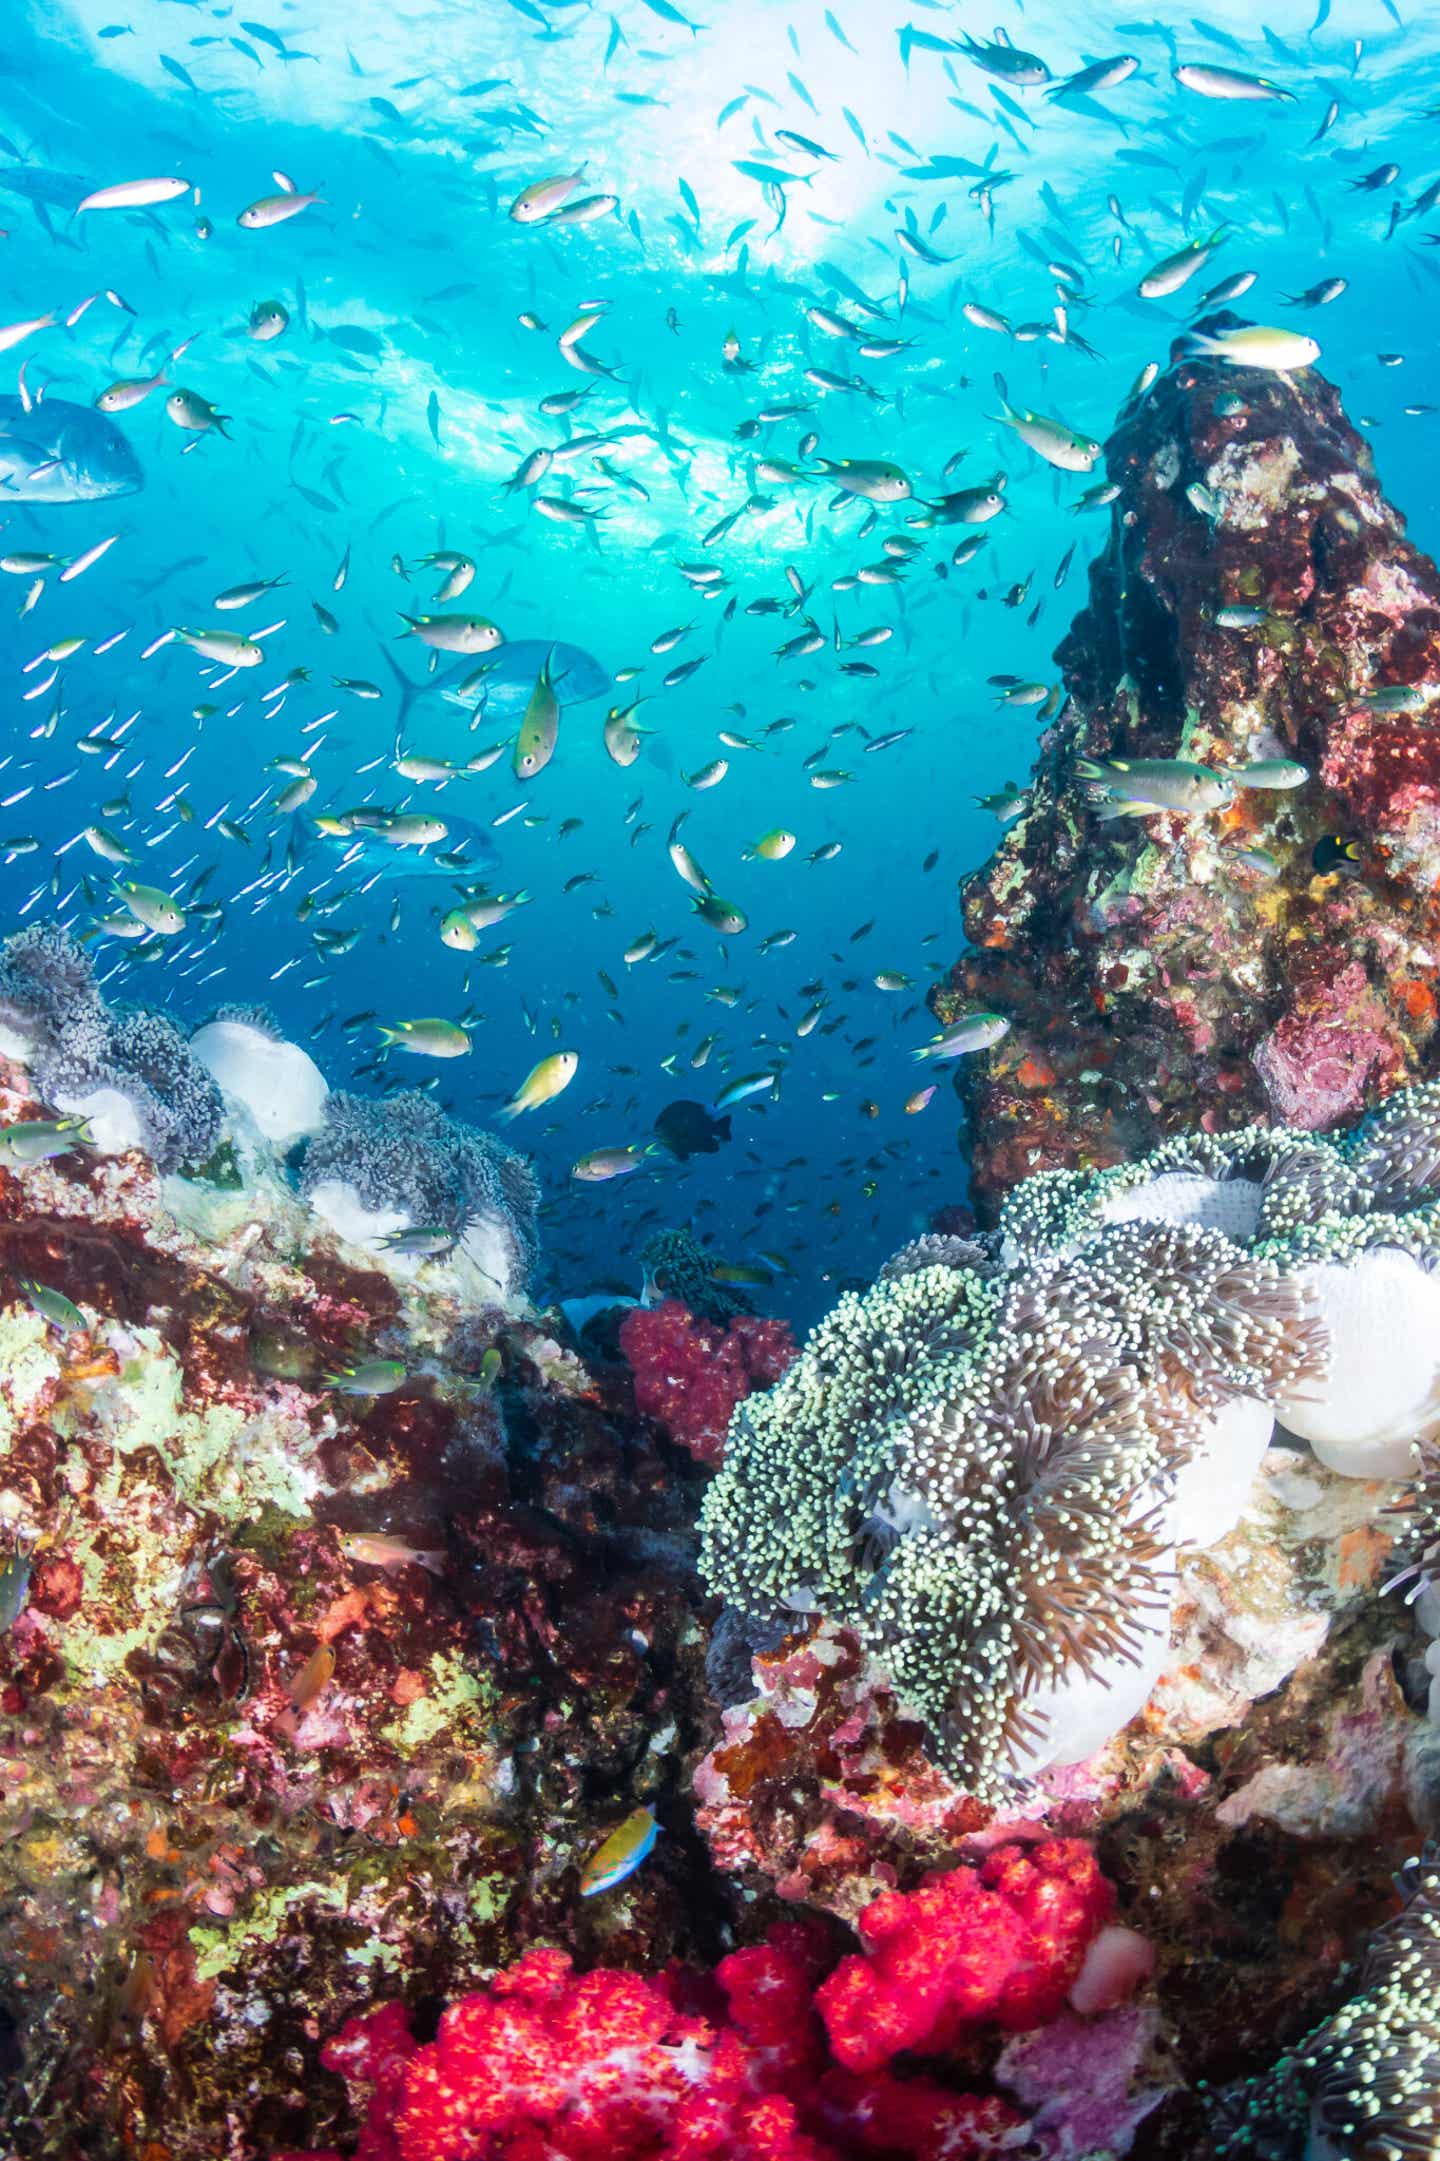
1349,1081,1440,1207
297,1089,540,1300
640,1225,751,1325
1303,1847,1440,2161
701,1171,1337,1799
0,921,103,1060
1272,1249,1440,1479
41,1001,224,1173
877,1231,999,1281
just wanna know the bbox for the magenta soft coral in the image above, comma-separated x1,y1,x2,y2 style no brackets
277,1843,1135,2161
815,1839,1115,2076
620,1300,797,1467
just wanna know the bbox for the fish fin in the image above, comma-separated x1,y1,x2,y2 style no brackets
377,642,424,726
717,1115,732,1141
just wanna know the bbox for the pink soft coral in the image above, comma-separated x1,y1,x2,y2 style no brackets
815,1840,1115,2075
620,1300,797,1466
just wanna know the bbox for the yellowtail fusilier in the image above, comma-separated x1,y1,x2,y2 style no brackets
571,1146,651,1181
114,879,187,934
991,382,1102,473
176,626,264,668
1186,326,1320,371
714,1071,781,1109
398,612,503,655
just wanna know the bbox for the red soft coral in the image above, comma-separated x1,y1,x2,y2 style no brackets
620,1301,797,1466
289,1844,1127,2161
815,1841,1115,2075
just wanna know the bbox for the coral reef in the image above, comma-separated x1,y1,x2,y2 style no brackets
621,1299,797,1466
935,338,1440,1213
12,375,1440,2159
0,1028,710,2158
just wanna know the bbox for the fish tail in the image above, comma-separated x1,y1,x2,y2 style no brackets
375,1025,400,1047
1074,757,1105,782
377,642,423,725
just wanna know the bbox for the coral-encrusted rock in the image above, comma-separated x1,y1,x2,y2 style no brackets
937,335,1440,1212
0,1061,717,2160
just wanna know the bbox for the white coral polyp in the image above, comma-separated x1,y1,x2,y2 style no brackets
189,1020,329,1152
1008,1571,1175,1777
1274,1247,1440,1479
49,1083,145,1157
1163,1396,1275,1549
1099,1171,1263,1244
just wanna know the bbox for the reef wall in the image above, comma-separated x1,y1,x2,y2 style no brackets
935,335,1440,1214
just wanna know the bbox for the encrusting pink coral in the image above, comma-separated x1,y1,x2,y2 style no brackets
620,1299,797,1466
277,1843,1131,2161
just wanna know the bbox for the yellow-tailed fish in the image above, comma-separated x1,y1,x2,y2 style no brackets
500,1050,578,1119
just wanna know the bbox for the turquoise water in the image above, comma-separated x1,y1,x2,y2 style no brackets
4,0,1439,1318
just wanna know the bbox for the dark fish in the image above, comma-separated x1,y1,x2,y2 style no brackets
653,1098,732,1160
0,395,142,503
1312,834,1366,878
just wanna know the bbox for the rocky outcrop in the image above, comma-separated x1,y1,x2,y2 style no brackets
936,329,1440,1214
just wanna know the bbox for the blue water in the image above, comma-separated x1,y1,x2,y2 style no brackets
3,0,1439,1322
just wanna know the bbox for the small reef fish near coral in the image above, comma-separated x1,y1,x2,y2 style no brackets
4,1,1440,2158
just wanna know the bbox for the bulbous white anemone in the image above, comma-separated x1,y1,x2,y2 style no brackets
1099,1170,1263,1245
49,1082,145,1157
0,1016,37,1063
1273,1247,1440,1478
306,1178,409,1252
1008,1571,1176,1776
189,1019,329,1152
1160,1395,1276,1547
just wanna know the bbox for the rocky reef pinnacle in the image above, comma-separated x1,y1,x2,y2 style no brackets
936,332,1440,1214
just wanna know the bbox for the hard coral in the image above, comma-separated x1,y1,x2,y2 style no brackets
815,1841,1114,2076
621,1300,797,1467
